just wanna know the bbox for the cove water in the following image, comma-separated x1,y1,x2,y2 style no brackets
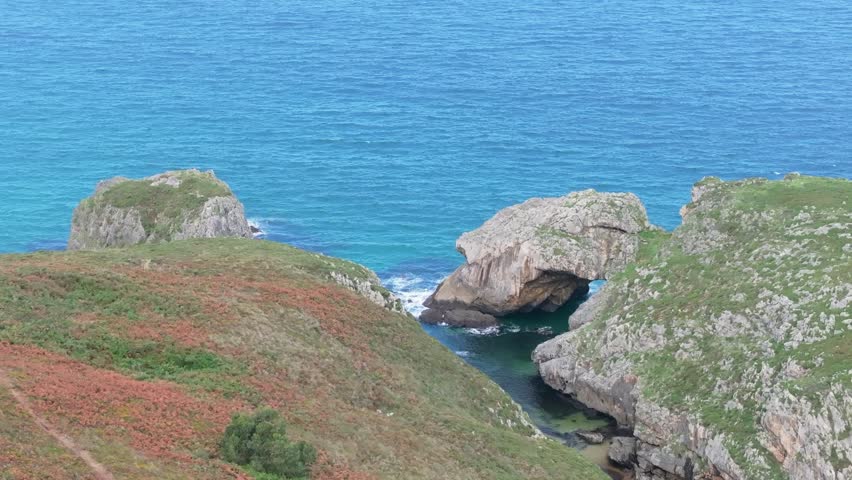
2,0,850,459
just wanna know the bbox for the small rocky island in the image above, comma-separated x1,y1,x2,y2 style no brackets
68,169,253,250
422,189,652,327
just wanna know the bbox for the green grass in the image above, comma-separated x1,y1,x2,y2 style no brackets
0,238,607,480
96,171,233,237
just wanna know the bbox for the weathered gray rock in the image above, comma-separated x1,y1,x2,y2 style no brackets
424,189,651,316
577,430,605,444
419,308,498,328
329,270,407,315
534,176,852,480
68,169,253,250
609,436,637,467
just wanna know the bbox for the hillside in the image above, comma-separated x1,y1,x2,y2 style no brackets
534,175,851,479
0,239,606,480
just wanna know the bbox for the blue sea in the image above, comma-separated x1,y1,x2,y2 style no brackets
2,0,851,456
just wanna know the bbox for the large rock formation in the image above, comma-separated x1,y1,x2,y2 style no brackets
68,169,253,250
533,175,852,480
422,190,651,323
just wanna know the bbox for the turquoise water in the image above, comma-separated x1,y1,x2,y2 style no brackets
2,0,851,457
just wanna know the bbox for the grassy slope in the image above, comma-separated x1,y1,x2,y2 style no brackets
0,239,605,480
571,175,851,477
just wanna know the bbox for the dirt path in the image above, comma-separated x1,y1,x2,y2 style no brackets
0,369,116,480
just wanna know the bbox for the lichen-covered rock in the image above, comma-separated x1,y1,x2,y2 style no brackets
533,175,852,480
424,189,651,316
68,169,252,250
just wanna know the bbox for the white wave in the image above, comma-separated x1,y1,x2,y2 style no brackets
247,218,267,237
384,274,438,316
536,326,554,335
466,325,500,336
455,350,472,357
505,325,521,333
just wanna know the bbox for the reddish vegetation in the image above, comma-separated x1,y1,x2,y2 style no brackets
311,452,378,480
0,343,243,463
123,316,209,348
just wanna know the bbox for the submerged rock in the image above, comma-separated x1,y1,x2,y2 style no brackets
69,169,252,250
424,189,651,316
577,430,605,444
533,175,852,480
419,308,499,328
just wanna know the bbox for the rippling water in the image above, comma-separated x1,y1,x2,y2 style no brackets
2,0,850,459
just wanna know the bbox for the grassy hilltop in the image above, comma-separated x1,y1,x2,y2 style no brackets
0,239,605,480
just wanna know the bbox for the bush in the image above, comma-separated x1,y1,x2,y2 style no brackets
221,408,317,479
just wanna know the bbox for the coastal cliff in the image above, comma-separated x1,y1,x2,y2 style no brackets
423,189,651,325
534,175,851,480
68,169,253,250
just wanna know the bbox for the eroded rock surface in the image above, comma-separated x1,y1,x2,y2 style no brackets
534,175,852,480
68,169,252,250
424,190,651,317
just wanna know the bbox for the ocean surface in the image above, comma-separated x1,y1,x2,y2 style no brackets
2,0,851,459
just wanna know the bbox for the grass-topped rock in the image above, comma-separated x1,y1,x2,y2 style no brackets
533,175,851,480
68,169,253,250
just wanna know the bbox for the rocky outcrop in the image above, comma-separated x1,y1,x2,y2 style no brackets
329,270,407,315
68,169,252,250
422,190,651,321
534,176,852,480
609,436,638,467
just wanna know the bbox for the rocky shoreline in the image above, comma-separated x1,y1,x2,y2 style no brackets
533,175,850,480
424,175,851,480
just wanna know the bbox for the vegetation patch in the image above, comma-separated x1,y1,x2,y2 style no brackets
98,172,233,236
0,238,606,479
221,408,317,479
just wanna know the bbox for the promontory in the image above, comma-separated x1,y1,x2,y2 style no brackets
534,175,851,480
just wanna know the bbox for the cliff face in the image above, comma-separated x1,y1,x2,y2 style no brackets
534,175,851,480
423,189,651,320
0,238,607,480
68,170,253,250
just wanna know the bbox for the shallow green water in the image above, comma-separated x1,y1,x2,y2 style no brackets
420,285,613,447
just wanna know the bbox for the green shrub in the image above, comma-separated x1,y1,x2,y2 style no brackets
221,408,317,479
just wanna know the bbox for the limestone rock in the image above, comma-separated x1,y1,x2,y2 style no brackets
609,436,637,466
424,189,651,316
68,169,253,250
534,176,852,480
